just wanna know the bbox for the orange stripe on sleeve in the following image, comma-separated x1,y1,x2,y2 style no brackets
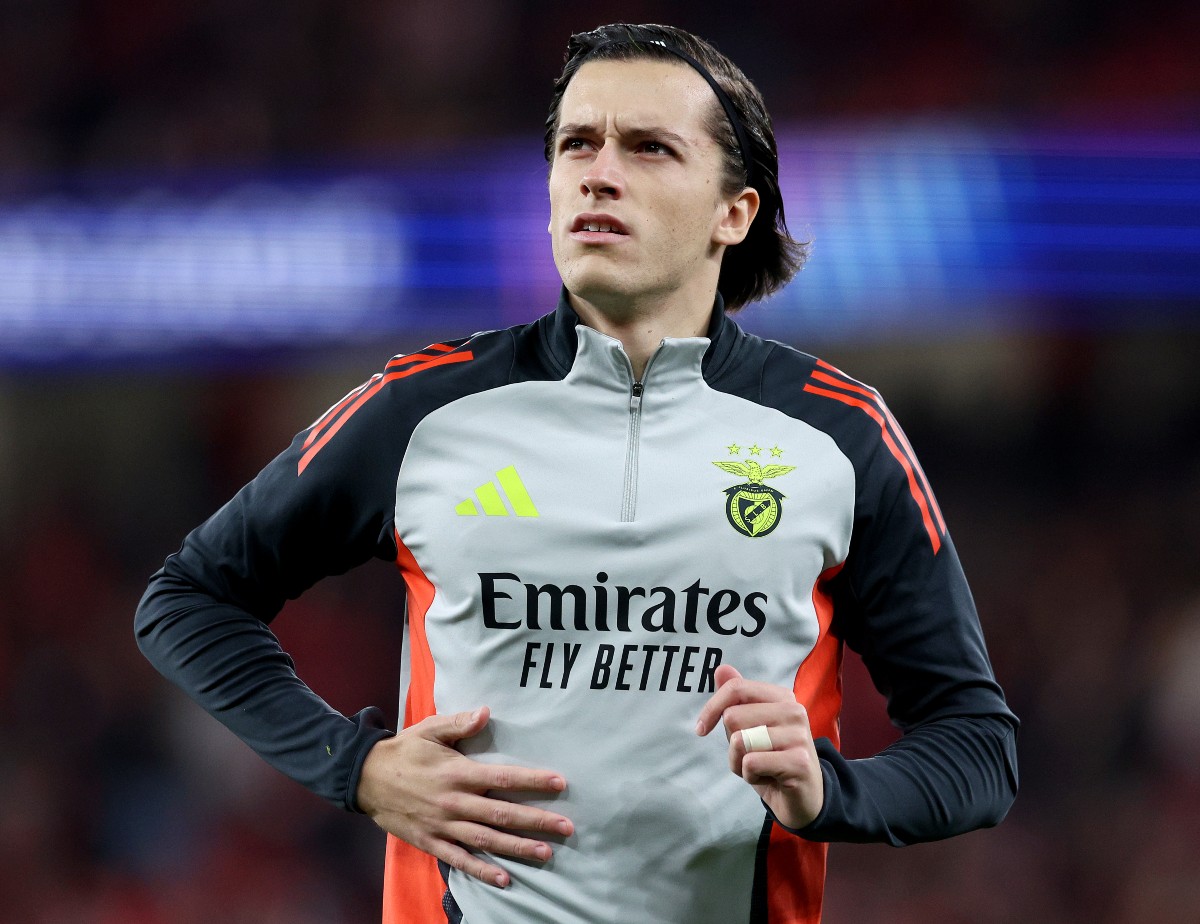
383,342,460,371
382,534,443,924
302,377,377,450
297,351,474,475
876,409,947,538
385,352,455,370
809,368,874,401
808,368,947,538
803,383,943,554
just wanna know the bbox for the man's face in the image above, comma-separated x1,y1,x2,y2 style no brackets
548,58,741,314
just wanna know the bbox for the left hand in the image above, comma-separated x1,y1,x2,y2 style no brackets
695,663,825,829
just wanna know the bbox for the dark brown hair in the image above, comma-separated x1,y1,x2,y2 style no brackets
545,23,807,310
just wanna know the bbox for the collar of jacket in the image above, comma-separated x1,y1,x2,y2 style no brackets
537,286,747,382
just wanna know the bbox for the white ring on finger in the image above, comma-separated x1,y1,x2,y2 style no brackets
740,725,774,752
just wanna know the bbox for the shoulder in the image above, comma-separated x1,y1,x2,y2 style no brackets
376,327,518,399
766,346,890,436
759,343,919,473
719,331,889,450
709,322,897,453
295,326,521,478
730,334,943,532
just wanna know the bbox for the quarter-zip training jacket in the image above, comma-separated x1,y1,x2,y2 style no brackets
136,293,1018,924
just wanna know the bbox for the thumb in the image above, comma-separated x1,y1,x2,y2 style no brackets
422,706,490,745
714,664,743,688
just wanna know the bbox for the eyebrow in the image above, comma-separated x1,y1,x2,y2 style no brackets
555,122,693,149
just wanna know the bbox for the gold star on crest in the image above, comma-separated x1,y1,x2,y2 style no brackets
770,446,784,458
748,444,763,456
727,443,741,455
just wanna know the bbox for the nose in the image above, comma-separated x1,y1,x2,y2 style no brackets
580,140,623,200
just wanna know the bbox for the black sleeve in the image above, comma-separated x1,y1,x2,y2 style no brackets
787,403,1019,846
134,376,409,812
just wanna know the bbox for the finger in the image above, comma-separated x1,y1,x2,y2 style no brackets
728,725,798,767
422,706,492,746
721,701,810,741
726,712,813,776
448,820,558,863
458,762,569,798
695,664,744,736
740,750,826,828
432,837,512,889
696,672,793,736
740,749,820,789
453,793,574,837
737,723,775,753
727,725,782,774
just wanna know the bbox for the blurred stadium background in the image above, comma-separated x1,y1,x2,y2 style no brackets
1,1,1198,921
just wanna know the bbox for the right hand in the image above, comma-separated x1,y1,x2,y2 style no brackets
356,706,573,888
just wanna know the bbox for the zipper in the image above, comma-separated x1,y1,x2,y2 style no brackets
620,380,644,522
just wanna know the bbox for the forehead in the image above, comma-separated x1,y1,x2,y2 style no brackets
559,58,716,135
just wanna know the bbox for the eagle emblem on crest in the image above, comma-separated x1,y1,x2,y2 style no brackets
712,458,796,538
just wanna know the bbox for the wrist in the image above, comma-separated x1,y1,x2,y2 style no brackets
353,734,397,816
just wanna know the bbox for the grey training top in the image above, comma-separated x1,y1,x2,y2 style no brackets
137,292,1018,924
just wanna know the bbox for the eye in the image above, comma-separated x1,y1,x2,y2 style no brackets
559,137,592,154
639,140,675,156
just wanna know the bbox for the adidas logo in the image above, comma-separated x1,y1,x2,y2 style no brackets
456,465,540,517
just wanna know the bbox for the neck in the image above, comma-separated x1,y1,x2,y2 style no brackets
568,291,715,379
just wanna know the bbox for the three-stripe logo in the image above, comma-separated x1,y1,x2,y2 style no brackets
456,465,540,517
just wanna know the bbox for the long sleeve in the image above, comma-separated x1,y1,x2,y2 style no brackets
135,375,410,811
796,530,1018,844
801,714,1016,844
772,363,1019,845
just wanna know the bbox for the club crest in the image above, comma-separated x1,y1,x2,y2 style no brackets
712,447,796,538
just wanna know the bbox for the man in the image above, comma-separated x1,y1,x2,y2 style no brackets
137,23,1018,924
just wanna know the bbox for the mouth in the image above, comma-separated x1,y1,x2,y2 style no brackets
570,214,630,239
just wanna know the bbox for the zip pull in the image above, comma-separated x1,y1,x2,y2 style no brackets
630,381,643,412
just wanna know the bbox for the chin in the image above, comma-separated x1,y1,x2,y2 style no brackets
560,262,639,305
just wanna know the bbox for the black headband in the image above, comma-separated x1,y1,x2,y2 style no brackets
580,30,757,189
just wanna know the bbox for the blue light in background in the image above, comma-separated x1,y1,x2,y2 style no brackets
768,129,1017,329
0,130,1196,363
0,179,408,357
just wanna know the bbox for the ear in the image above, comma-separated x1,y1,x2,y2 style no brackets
713,187,760,247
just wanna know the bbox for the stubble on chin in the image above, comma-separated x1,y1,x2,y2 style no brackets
564,262,676,325
559,250,635,312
